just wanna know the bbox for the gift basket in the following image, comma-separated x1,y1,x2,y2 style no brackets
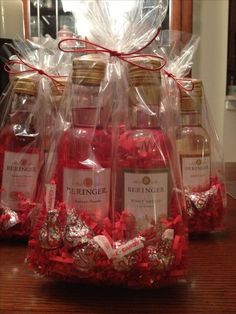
155,30,226,234
0,39,72,238
27,0,188,288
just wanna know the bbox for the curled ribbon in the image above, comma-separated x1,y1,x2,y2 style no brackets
163,71,194,92
58,27,166,72
4,52,66,86
58,27,194,92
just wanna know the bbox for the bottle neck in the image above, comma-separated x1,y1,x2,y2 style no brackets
128,83,161,129
72,107,103,127
72,83,104,128
10,93,35,124
129,107,159,129
181,112,201,126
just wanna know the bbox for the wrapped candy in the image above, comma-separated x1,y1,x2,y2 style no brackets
39,209,63,249
0,205,20,230
27,0,187,288
64,209,92,248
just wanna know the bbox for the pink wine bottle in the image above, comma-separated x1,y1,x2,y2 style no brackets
0,78,43,212
55,55,111,221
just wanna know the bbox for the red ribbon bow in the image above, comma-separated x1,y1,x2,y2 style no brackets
163,71,194,92
4,52,66,86
58,27,194,92
58,28,166,72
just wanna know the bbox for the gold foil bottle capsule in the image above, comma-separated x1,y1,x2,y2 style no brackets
13,77,37,96
179,79,202,112
72,54,107,86
128,57,162,106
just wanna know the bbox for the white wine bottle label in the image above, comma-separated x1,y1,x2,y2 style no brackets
1,151,39,210
63,168,110,219
124,169,169,231
181,156,210,190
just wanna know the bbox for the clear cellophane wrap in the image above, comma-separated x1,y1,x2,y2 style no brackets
182,86,227,234
157,30,226,233
0,38,72,238
27,0,188,288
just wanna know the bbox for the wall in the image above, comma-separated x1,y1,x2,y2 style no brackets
193,0,236,162
0,0,24,38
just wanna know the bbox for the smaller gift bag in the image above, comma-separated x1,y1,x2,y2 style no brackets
0,39,71,238
156,30,226,233
0,75,44,238
176,80,226,234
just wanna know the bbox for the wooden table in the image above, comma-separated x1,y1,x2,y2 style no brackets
1,196,236,313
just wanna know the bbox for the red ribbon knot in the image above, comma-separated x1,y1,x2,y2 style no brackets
37,69,45,75
109,50,123,57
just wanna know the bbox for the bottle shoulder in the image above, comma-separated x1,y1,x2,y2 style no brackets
59,126,110,144
178,125,210,139
177,126,210,156
120,128,165,140
57,126,111,167
118,128,170,168
0,123,41,151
